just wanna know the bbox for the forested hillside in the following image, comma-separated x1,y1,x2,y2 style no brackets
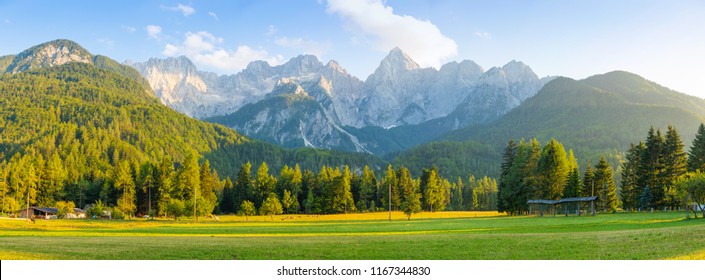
399,72,705,180
0,42,384,217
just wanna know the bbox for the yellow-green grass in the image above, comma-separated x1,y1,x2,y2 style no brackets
0,211,703,260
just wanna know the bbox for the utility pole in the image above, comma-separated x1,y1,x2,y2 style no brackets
26,185,30,221
388,182,391,222
148,183,151,218
193,184,197,222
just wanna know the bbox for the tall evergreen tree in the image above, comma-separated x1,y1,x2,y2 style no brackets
536,139,569,200
358,165,377,211
563,168,581,198
155,156,175,217
398,167,421,220
498,140,517,213
621,142,644,210
661,126,687,208
234,162,252,212
114,160,136,218
582,163,595,197
639,127,665,207
688,123,705,172
179,152,201,219
593,157,619,212
254,162,276,208
380,165,399,211
421,166,445,212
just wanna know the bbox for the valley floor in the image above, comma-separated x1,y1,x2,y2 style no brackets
0,211,703,260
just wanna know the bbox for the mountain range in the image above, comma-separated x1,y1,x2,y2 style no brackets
4,39,705,182
129,48,552,155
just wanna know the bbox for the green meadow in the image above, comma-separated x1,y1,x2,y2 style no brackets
0,211,703,260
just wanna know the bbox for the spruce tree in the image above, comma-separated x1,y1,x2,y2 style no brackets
688,123,705,172
563,168,581,198
593,157,619,212
536,139,569,200
661,125,687,208
397,167,421,219
234,162,252,211
498,140,517,213
582,163,594,197
639,127,665,207
621,142,644,211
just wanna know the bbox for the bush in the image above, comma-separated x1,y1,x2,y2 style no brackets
55,201,76,219
86,200,105,219
112,208,125,220
166,199,185,220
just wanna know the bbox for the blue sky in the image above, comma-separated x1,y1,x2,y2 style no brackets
1,0,704,97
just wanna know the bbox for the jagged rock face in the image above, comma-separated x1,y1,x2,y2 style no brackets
128,54,363,119
218,80,370,153
131,49,550,153
5,39,93,73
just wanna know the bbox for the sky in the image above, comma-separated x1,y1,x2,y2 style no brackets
1,0,705,97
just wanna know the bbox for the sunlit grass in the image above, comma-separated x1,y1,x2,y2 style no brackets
0,211,703,260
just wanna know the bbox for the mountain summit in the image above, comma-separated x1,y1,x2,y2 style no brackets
5,39,93,73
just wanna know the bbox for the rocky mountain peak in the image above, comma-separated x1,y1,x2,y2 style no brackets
280,54,324,76
378,47,420,73
6,39,93,73
502,60,538,82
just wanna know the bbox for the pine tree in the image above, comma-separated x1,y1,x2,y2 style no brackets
593,157,619,212
621,142,644,210
536,139,569,200
688,123,705,172
563,168,581,198
498,140,517,213
179,152,200,220
358,165,377,212
155,156,175,217
380,165,398,211
234,162,252,211
254,162,276,208
450,178,464,210
661,126,687,208
398,167,421,220
639,127,665,207
421,166,445,212
220,177,234,214
582,163,595,197
198,160,218,216
114,160,136,218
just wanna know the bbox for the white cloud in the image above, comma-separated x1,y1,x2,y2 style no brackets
121,24,136,33
275,37,329,58
474,31,492,40
162,3,195,16
146,25,162,39
326,0,457,68
163,31,283,73
4,19,10,24
208,12,219,21
265,25,278,36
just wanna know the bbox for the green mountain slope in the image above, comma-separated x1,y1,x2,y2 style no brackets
0,41,384,209
399,72,705,179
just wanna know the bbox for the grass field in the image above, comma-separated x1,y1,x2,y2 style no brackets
0,211,703,260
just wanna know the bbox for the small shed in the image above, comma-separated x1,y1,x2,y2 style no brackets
17,207,58,219
528,196,598,216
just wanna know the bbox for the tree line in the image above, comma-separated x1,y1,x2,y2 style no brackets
0,147,498,219
622,124,705,214
498,124,705,215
